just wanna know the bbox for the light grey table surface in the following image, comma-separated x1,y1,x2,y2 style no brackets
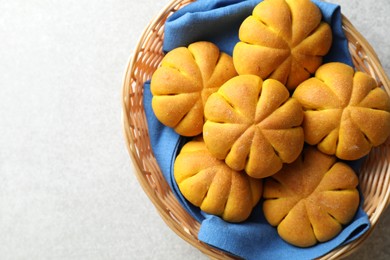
0,0,389,259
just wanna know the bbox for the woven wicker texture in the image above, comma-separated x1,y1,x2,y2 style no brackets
122,0,390,259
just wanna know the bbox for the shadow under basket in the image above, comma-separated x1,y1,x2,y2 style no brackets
122,0,390,259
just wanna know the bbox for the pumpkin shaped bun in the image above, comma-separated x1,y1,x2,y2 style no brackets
174,136,262,223
263,146,360,247
151,41,237,136
203,75,304,179
293,62,390,160
233,0,332,90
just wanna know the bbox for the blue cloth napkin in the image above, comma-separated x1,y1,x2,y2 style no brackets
143,0,371,259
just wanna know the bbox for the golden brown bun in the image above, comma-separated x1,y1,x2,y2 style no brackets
174,136,262,222
203,75,304,178
263,146,360,247
233,0,332,90
151,41,237,136
293,62,390,160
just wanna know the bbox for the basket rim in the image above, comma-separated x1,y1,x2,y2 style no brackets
121,0,390,259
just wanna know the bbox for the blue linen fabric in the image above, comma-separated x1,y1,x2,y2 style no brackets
143,0,370,259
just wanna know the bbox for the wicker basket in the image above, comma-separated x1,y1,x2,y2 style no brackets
122,0,390,259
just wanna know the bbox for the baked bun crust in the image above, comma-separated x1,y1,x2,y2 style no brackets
174,136,262,222
263,146,360,247
293,62,390,160
203,75,304,178
233,0,332,90
151,41,237,136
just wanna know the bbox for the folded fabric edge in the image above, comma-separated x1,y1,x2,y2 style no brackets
197,207,370,260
